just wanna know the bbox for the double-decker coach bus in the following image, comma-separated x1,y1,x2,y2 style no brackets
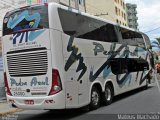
2,2,153,110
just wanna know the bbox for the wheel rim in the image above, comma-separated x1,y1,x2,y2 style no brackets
91,91,99,105
105,87,111,101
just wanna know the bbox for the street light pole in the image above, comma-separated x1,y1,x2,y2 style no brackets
75,0,79,11
84,0,86,12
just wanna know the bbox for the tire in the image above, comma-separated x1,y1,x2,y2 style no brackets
102,84,114,105
89,86,100,110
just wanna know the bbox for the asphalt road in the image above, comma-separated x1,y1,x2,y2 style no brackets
12,83,160,120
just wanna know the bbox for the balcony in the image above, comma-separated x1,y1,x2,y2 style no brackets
128,15,138,20
135,23,138,26
128,16,133,20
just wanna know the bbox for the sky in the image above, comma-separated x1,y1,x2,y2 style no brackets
125,0,160,41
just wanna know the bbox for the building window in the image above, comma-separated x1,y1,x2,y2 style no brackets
79,0,84,5
123,13,126,20
121,11,123,17
118,9,120,16
117,19,119,23
123,2,125,9
115,7,118,15
121,0,123,6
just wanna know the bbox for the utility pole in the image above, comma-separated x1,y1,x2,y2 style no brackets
84,0,86,12
75,0,79,11
69,0,71,7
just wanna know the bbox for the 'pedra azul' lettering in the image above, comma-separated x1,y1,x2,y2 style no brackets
10,78,27,86
31,77,49,86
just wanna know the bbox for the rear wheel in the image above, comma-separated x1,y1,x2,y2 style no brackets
102,84,114,105
89,86,100,110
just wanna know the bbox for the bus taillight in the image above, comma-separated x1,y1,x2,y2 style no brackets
44,3,48,6
48,69,62,96
4,72,12,96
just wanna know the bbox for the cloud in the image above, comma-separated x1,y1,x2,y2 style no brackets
125,0,160,40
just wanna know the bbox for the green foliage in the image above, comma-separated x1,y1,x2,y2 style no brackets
156,37,160,44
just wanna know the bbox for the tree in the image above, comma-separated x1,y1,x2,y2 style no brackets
156,37,160,44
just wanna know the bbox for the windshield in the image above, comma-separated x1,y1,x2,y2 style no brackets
3,5,48,36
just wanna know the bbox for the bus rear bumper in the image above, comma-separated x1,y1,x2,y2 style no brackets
6,92,65,110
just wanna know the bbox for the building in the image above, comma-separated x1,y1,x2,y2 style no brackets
0,0,26,35
126,3,138,30
86,0,128,27
48,0,86,12
26,0,86,12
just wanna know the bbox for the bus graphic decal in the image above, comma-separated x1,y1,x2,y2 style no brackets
7,10,45,44
116,73,132,88
139,54,149,85
65,36,87,81
89,45,125,82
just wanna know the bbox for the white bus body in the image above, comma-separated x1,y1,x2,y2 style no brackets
2,3,153,110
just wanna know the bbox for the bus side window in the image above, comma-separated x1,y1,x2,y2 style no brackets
58,8,118,43
110,58,128,75
120,27,145,48
110,58,149,75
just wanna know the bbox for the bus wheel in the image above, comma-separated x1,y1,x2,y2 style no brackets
102,84,113,105
89,86,100,110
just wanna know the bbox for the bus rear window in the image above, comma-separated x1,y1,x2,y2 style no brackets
3,5,49,36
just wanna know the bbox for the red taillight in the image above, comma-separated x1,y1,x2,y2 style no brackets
48,69,62,96
4,72,12,96
44,3,48,6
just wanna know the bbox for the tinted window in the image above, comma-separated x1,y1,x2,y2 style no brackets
3,5,48,36
120,28,145,48
58,8,118,42
121,28,142,39
110,58,149,75
142,33,152,49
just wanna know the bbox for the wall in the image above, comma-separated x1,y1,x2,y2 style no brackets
86,0,115,22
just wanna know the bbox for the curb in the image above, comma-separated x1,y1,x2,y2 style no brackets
0,100,7,103
0,109,24,116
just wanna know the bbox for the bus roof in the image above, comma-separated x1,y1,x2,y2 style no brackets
5,2,142,34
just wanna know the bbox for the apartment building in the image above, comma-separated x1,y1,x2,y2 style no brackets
86,0,128,26
114,0,127,26
26,0,86,12
126,3,138,30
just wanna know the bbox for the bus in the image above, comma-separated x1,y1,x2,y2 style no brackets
2,2,153,110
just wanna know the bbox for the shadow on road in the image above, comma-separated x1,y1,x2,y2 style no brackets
18,108,88,120
113,86,154,104
17,86,154,120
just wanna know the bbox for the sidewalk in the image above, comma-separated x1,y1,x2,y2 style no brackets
0,100,23,116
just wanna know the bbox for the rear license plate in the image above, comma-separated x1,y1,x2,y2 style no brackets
24,100,34,105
